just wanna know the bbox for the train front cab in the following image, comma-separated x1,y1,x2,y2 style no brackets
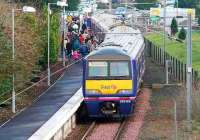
83,56,138,118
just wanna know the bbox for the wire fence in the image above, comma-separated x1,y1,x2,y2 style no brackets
145,38,199,84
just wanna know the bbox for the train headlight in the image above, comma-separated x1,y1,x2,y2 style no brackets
117,89,132,94
86,89,100,94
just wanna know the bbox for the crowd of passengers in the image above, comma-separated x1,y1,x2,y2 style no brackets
62,17,98,61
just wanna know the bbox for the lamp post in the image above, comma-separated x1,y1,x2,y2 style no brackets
12,6,36,113
62,6,66,67
186,13,192,131
47,1,68,86
176,0,178,17
163,0,166,66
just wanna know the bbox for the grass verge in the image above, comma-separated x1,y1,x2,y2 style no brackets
145,30,200,72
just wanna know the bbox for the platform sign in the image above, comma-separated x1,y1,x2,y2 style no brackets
186,9,195,19
150,8,161,17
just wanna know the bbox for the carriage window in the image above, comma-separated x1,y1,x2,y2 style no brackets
110,62,130,77
88,62,108,77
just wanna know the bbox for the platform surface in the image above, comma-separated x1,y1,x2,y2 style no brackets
0,62,82,140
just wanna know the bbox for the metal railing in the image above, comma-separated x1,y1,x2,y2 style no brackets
0,48,84,109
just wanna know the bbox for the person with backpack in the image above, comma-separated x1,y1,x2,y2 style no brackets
79,41,89,57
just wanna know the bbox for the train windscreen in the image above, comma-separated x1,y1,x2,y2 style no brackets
88,61,108,77
110,61,130,77
87,61,131,79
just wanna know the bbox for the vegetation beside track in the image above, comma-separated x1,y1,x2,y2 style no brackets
0,0,80,123
145,30,200,72
0,0,80,100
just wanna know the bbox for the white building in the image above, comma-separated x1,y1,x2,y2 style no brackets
160,0,176,7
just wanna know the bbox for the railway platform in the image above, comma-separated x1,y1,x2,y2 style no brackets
0,62,83,140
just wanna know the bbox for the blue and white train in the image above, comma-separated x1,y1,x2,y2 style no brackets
82,13,145,118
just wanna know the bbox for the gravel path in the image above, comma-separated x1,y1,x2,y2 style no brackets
120,88,151,140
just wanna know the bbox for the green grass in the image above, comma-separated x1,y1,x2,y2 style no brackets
145,30,200,72
192,120,200,133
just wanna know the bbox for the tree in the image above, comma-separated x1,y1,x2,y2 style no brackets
36,6,60,67
135,0,158,10
171,17,178,36
68,0,80,11
198,16,200,25
177,0,200,15
178,0,197,8
178,27,186,40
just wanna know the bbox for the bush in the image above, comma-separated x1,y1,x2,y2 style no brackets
0,26,12,95
178,27,186,40
36,6,60,67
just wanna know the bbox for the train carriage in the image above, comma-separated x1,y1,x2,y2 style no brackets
82,24,145,118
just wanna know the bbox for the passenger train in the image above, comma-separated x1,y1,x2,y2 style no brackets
82,15,145,118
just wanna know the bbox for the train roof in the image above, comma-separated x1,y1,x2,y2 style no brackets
91,11,145,59
86,46,130,60
92,11,122,32
103,26,144,59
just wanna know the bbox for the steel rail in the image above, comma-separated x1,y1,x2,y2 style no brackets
81,121,96,140
114,119,127,140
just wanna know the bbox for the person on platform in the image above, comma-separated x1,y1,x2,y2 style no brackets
79,41,89,57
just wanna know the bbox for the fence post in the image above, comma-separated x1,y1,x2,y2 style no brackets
192,69,194,82
175,59,178,80
172,57,175,77
150,41,152,57
155,46,157,62
160,48,162,65
154,45,156,61
155,45,156,61
178,60,181,82
184,64,187,82
181,62,183,82
158,47,160,64
159,47,161,64
164,52,166,66
170,56,173,75
195,71,198,82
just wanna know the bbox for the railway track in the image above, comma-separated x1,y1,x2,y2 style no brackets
81,119,127,140
81,121,96,140
66,88,151,140
113,119,127,140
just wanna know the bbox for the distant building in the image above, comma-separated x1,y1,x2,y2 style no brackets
150,7,195,19
166,0,176,6
160,0,176,7
150,7,196,26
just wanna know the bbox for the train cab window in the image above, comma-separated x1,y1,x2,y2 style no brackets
88,61,108,77
110,62,130,77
